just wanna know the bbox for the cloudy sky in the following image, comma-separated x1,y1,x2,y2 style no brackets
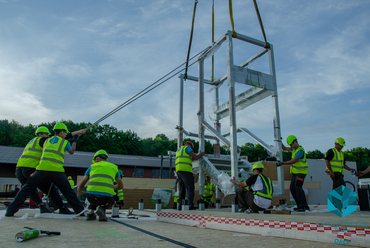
0,0,369,154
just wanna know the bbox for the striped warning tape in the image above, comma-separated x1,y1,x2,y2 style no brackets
157,212,370,241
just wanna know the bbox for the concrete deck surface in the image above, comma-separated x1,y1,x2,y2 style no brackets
0,206,368,248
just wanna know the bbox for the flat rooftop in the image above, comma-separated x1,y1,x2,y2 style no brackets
1,205,369,247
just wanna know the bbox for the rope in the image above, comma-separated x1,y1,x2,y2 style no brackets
253,0,270,48
45,183,55,213
87,46,210,130
184,0,198,80
228,0,237,38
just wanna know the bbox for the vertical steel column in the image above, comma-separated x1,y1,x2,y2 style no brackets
178,75,184,150
214,83,220,144
269,44,284,194
214,76,221,199
169,154,172,179
226,31,238,187
198,59,205,195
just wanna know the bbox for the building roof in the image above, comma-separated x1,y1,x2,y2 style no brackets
0,145,173,169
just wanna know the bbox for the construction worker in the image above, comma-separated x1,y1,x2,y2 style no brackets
14,126,51,213
199,174,216,208
173,177,179,209
325,137,356,190
175,141,205,210
77,150,123,221
6,123,86,216
68,176,75,189
114,170,124,208
277,135,309,212
230,162,272,213
111,170,124,218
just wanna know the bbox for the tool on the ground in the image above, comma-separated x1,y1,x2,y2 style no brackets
126,207,150,218
15,227,60,242
279,199,287,210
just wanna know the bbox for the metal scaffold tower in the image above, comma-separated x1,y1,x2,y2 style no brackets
177,30,285,201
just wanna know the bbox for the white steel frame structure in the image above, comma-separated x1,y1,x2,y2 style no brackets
177,30,284,199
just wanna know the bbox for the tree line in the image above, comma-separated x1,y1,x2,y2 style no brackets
1,119,369,177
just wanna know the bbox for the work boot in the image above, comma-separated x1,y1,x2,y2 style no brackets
86,212,96,221
239,207,247,213
295,207,306,212
59,206,75,215
5,211,14,217
39,203,52,213
96,207,107,221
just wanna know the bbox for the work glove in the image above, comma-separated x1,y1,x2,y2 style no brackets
73,135,79,143
65,133,73,142
276,161,283,167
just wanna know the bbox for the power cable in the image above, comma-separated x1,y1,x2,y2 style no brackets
87,46,210,130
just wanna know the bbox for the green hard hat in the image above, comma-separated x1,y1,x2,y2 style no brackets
286,135,297,145
53,123,69,133
335,137,346,146
119,170,124,177
35,126,50,135
251,162,264,171
92,149,109,163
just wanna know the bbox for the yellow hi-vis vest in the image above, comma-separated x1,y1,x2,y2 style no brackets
290,146,308,175
239,179,249,190
327,148,344,174
87,161,118,196
202,182,215,203
36,136,68,172
17,137,43,168
117,189,124,201
174,191,187,203
69,180,75,189
175,146,193,173
253,174,273,200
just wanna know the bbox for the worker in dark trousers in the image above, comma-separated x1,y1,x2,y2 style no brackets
6,123,86,216
325,137,356,189
175,141,205,210
277,135,309,212
15,126,51,213
77,150,123,221
230,162,273,213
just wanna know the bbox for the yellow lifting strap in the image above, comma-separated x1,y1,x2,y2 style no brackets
228,0,238,38
253,0,270,48
229,0,270,48
184,0,198,80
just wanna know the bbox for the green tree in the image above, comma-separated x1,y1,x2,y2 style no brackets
306,149,325,159
344,147,370,178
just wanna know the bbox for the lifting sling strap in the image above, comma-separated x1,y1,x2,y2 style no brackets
184,0,198,80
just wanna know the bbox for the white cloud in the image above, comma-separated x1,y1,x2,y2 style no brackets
0,0,369,154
